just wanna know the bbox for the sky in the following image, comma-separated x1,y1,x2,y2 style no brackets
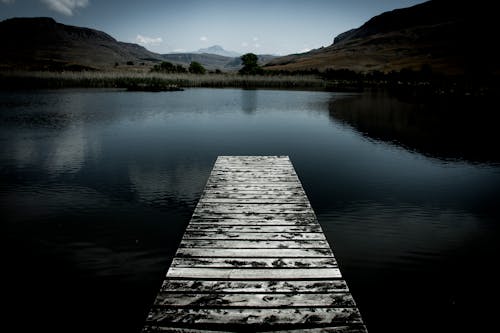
1,0,427,55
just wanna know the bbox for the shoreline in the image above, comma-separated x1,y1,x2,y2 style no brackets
0,71,497,97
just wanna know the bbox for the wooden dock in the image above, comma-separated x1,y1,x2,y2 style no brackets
143,156,367,332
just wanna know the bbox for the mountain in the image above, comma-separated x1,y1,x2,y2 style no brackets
0,17,163,71
161,53,234,71
197,45,240,57
265,1,498,75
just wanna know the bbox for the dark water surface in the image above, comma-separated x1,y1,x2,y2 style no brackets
1,88,499,332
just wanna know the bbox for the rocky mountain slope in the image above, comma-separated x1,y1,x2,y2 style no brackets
265,1,497,75
0,17,163,71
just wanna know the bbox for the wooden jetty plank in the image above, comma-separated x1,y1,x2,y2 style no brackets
190,213,317,219
191,213,314,220
160,280,349,293
188,219,321,227
188,221,318,227
182,232,326,240
194,208,313,214
185,225,322,232
166,267,342,279
201,189,305,195
171,257,337,268
142,326,367,333
143,156,366,332
198,195,308,205
269,327,368,333
179,240,331,249
145,307,363,325
196,203,312,209
205,182,303,187
176,248,334,258
154,292,355,308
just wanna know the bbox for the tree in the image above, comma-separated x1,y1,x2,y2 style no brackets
189,61,206,74
239,53,263,75
151,61,187,73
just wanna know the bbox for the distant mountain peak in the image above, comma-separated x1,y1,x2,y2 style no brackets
197,45,240,58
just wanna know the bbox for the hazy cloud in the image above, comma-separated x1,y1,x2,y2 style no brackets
241,42,249,47
252,37,259,41
41,0,89,16
136,34,163,46
200,36,208,42
1,0,16,4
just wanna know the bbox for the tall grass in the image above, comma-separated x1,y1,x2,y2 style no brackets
0,71,327,90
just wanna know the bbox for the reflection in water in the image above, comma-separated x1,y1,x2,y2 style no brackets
329,91,500,164
241,89,257,113
46,124,86,174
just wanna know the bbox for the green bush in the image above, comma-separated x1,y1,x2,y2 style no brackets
189,61,206,74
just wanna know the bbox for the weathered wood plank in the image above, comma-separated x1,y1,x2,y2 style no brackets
266,326,368,333
188,220,318,227
179,240,330,249
196,203,312,209
145,308,363,325
182,232,326,240
143,326,367,333
201,189,305,195
198,196,309,202
160,280,349,293
191,212,315,218
171,257,337,268
209,171,299,177
166,267,341,279
200,192,306,198
216,159,290,164
206,182,302,188
186,225,322,232
194,207,312,214
154,293,355,308
211,170,297,175
207,175,299,180
190,213,317,220
176,248,334,258
189,215,317,224
142,327,228,333
216,160,291,165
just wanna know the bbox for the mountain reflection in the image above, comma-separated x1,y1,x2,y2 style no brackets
328,91,500,164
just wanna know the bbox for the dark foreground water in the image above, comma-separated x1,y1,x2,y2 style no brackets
1,88,499,333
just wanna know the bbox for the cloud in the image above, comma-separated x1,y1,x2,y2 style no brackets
200,36,208,42
135,34,163,46
252,37,259,41
241,42,248,47
1,0,16,4
40,0,89,16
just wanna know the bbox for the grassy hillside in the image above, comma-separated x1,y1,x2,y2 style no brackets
265,1,497,76
0,17,163,71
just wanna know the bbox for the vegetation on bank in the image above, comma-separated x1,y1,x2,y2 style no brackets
0,71,326,90
1,53,497,95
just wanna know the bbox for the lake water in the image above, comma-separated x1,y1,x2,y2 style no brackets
2,88,499,333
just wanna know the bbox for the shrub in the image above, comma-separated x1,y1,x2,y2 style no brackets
189,61,206,74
